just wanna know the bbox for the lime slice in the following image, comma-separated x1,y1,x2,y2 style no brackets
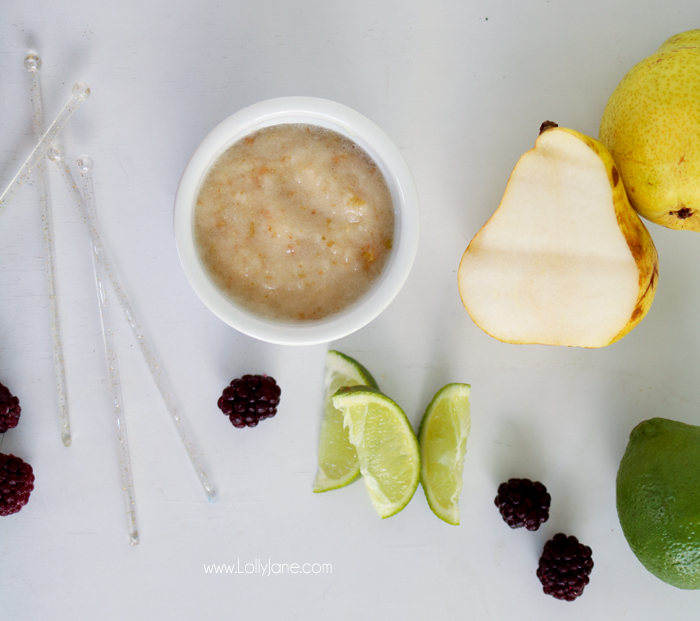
418,383,471,525
313,351,379,493
332,386,420,519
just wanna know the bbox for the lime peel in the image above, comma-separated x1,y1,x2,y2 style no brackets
617,417,700,590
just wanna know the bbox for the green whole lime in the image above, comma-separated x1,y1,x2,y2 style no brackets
616,418,700,589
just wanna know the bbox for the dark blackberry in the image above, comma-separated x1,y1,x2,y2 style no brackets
0,453,35,516
217,374,281,428
495,478,551,530
0,382,21,433
537,533,594,601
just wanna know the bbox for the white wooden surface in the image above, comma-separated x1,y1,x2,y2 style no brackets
1,1,699,619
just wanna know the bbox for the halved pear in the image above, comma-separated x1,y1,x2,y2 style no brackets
458,125,658,348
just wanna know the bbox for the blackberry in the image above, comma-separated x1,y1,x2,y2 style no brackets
537,533,594,601
218,374,281,428
0,453,35,516
495,478,551,530
0,382,21,433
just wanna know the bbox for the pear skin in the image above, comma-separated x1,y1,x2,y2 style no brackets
600,30,700,231
563,128,658,344
458,125,658,348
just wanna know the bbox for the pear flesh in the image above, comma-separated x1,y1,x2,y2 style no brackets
458,127,658,348
599,30,700,231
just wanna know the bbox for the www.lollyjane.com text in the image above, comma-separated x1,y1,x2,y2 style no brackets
204,559,332,577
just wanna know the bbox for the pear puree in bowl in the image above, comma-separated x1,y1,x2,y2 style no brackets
194,124,395,322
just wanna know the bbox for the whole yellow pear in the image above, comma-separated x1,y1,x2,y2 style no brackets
600,30,700,230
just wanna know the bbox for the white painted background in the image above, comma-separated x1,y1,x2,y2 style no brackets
1,1,699,619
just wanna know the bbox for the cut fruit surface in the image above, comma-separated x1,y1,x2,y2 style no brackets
332,386,420,519
458,125,658,348
313,351,378,493
419,383,471,525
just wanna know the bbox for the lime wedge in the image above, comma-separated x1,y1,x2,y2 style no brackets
418,383,471,525
313,351,379,493
332,386,420,519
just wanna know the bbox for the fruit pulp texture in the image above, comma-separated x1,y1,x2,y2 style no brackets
195,124,395,322
335,389,420,518
352,402,415,504
420,385,470,523
459,129,645,347
314,352,379,492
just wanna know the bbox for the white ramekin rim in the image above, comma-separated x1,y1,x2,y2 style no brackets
174,97,420,346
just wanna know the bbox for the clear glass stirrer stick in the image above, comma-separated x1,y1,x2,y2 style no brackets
25,54,71,447
47,146,217,503
48,144,140,545
0,82,89,216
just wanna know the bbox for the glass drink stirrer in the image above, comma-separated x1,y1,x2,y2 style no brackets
48,146,218,520
49,143,140,544
24,54,72,447
0,81,89,216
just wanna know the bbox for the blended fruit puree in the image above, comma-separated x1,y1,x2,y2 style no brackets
195,123,395,322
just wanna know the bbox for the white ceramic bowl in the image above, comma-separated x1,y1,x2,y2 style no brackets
174,97,420,345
